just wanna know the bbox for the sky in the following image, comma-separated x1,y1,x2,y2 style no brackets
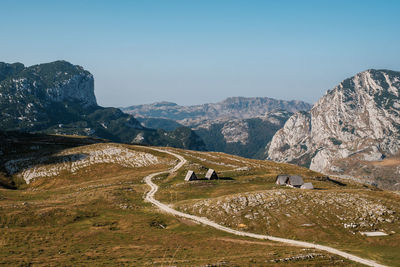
1,0,400,107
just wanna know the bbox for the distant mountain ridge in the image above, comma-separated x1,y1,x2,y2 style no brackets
0,61,206,150
122,97,311,159
122,97,311,123
122,96,310,159
267,69,400,189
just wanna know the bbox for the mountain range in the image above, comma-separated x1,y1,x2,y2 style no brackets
122,97,311,123
2,60,400,189
122,98,311,158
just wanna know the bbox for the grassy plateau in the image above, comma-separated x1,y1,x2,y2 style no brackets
0,134,398,266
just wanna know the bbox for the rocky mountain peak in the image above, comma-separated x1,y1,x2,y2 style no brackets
267,69,400,188
0,60,97,107
0,62,25,82
325,69,399,99
28,60,96,106
0,61,99,131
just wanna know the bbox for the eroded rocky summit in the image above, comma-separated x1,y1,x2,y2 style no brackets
268,69,400,188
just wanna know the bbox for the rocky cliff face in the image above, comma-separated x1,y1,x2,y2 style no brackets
267,69,400,188
194,110,293,159
0,61,96,105
0,61,97,131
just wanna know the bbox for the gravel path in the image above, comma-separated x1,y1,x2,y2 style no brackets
144,148,387,267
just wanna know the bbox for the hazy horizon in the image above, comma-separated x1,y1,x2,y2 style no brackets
1,0,400,107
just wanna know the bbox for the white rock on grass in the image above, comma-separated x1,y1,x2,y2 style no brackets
5,144,162,184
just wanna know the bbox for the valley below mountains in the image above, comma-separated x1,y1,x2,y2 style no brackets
122,98,311,159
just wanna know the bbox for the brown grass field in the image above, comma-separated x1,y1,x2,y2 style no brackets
0,135,397,266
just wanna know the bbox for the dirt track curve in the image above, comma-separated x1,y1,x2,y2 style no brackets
144,147,387,267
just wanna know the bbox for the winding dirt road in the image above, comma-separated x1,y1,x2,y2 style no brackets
144,148,387,267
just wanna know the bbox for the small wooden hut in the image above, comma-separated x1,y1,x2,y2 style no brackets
300,182,314,189
276,175,304,188
184,170,197,181
287,175,304,187
205,169,218,180
276,175,290,185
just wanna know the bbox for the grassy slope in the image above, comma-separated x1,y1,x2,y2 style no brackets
156,148,400,267
155,148,353,203
0,139,354,266
330,154,400,190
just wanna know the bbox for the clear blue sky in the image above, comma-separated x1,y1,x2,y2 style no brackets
1,0,400,107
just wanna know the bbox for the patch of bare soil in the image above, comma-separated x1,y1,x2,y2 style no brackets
370,157,400,167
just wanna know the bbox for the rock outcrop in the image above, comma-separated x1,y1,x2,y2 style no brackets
0,61,97,131
268,69,400,188
0,60,96,105
194,110,293,159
